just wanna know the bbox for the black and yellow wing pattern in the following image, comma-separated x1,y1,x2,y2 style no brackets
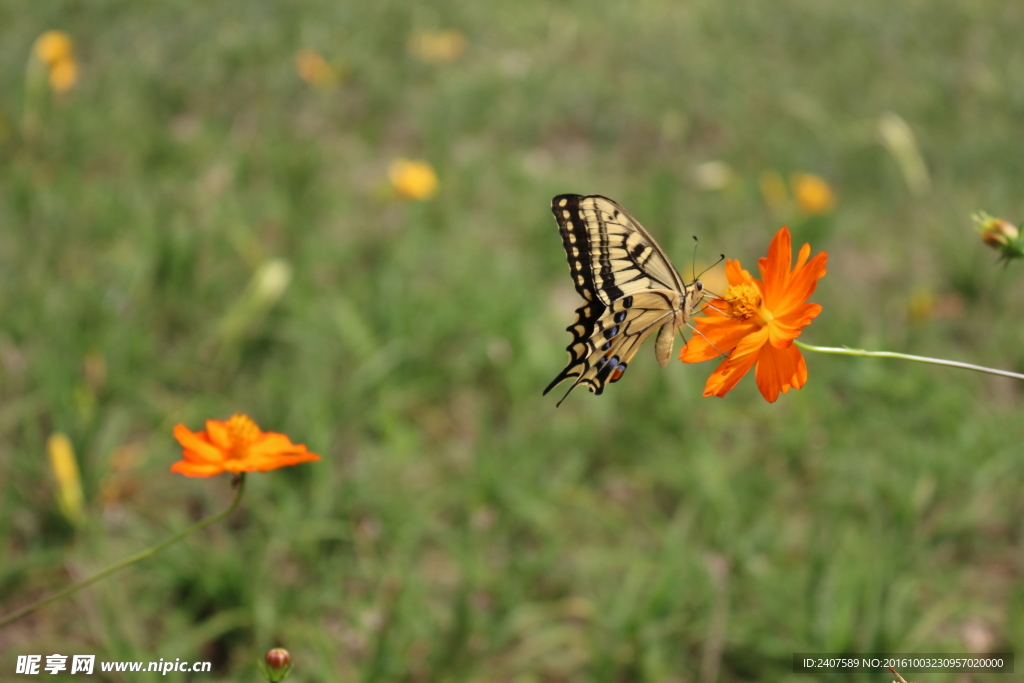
544,194,703,406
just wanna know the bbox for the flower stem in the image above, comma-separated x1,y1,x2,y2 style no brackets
795,341,1024,381
0,475,246,629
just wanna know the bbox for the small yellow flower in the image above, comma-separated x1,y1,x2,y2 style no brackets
791,173,836,215
47,433,85,526
409,30,467,64
294,49,341,88
34,31,73,67
388,159,439,200
32,31,79,93
49,59,78,93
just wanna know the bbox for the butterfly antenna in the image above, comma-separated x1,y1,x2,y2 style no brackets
696,253,726,281
691,236,699,283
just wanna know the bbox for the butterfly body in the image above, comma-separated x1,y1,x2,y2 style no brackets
544,194,703,405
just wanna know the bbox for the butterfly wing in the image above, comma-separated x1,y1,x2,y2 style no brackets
550,194,687,305
546,195,700,405
544,290,683,406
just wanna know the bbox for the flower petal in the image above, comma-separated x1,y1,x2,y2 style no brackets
793,242,811,272
226,451,321,473
205,420,233,449
701,326,770,397
789,347,808,390
773,252,828,315
754,341,799,402
754,343,809,402
766,303,821,348
758,227,793,303
173,425,227,464
681,317,761,362
703,344,760,397
248,432,308,457
724,258,755,286
170,460,225,477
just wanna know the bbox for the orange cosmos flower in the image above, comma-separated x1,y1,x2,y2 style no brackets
171,413,320,477
681,226,828,402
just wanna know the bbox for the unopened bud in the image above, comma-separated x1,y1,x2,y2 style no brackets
974,212,1024,262
259,648,292,682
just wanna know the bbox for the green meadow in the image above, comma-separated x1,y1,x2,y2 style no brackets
3,1,1024,681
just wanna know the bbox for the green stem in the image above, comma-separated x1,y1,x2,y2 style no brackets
795,341,1024,381
0,474,246,629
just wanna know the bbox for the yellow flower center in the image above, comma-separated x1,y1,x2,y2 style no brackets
226,413,260,458
726,282,774,327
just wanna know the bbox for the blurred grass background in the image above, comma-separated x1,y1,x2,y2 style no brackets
2,0,1024,681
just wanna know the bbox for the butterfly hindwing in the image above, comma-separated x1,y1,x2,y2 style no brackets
544,290,682,406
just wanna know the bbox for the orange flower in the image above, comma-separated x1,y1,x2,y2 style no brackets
171,414,320,477
681,226,827,402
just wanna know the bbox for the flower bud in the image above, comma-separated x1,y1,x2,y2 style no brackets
259,648,292,682
974,212,1024,262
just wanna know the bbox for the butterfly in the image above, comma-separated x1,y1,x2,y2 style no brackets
544,194,704,406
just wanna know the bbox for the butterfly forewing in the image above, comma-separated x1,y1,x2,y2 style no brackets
546,194,701,404
552,195,685,306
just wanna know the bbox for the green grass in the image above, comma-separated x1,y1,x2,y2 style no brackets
3,0,1024,681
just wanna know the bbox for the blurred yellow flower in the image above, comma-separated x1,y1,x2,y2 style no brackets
34,31,73,67
295,49,342,88
47,433,85,526
791,173,836,215
49,59,79,93
758,170,788,211
409,29,467,63
32,31,78,93
389,159,439,200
